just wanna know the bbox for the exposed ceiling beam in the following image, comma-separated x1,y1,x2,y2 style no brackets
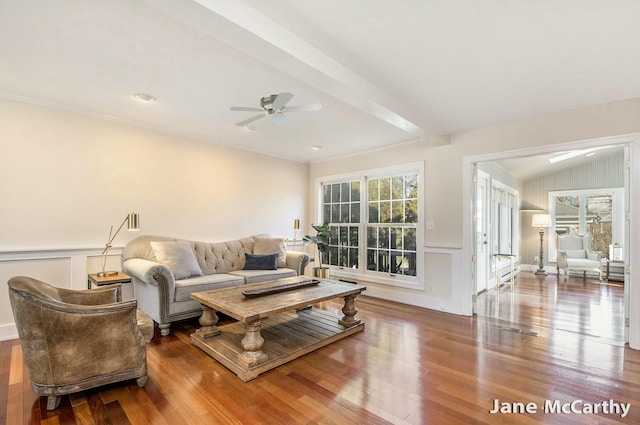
145,0,450,146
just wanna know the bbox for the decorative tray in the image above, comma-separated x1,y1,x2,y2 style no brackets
242,279,321,298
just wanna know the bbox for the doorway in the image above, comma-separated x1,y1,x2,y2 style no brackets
470,140,630,344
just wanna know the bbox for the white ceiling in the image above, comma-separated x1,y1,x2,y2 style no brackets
1,0,639,163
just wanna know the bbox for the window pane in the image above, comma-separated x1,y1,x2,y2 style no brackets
348,247,359,268
323,184,331,203
339,226,348,245
405,199,418,223
390,251,403,274
340,182,350,202
367,227,377,248
368,202,379,223
379,227,389,248
390,227,402,249
331,183,341,202
351,203,360,223
329,226,339,245
379,178,391,201
322,204,331,223
392,176,403,199
405,174,418,198
555,195,580,234
380,201,391,223
340,204,349,223
587,194,613,257
351,182,361,201
368,180,379,201
331,204,340,223
349,226,359,247
392,201,404,223
329,246,338,266
404,228,417,251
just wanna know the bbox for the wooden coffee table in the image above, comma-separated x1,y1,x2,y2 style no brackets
190,276,366,381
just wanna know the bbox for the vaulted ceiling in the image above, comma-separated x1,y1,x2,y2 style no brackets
1,1,638,163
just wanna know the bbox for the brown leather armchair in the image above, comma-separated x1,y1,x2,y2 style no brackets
7,276,149,410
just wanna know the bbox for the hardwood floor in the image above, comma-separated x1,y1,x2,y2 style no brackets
2,274,640,424
476,269,626,344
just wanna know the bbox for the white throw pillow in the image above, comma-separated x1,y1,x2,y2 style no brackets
253,237,286,268
563,249,586,258
150,240,203,280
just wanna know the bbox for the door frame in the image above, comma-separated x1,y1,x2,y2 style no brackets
462,133,636,346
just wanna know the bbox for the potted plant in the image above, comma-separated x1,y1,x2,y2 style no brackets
302,223,331,279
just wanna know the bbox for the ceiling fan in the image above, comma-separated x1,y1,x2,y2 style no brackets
230,92,322,127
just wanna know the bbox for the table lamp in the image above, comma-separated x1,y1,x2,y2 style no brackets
98,212,140,277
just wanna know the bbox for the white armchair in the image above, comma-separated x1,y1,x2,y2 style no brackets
556,233,603,280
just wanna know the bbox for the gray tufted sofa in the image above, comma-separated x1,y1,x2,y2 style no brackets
122,235,309,336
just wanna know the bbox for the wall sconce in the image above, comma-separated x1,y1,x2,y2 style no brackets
98,212,140,277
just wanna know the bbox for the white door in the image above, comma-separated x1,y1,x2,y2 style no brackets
475,171,490,294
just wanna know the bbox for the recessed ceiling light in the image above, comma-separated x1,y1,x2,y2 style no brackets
311,146,322,151
133,93,156,103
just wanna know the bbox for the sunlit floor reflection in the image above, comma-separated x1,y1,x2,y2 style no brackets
476,270,625,344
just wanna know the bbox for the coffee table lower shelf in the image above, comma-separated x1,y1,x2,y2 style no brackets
190,307,364,381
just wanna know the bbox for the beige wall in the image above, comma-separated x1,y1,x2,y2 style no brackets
0,99,309,248
0,99,309,337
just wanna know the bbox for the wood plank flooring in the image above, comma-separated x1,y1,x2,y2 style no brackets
2,273,640,424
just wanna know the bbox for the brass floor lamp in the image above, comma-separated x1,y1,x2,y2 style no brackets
98,212,140,277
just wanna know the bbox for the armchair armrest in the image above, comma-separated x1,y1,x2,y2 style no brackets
285,251,310,275
57,285,122,305
557,250,568,268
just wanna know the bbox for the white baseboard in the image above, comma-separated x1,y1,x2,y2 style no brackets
0,323,18,341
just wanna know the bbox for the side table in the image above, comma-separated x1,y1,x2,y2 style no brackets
606,260,625,282
88,272,134,300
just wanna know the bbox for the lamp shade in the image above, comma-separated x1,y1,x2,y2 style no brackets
532,213,552,228
127,213,140,231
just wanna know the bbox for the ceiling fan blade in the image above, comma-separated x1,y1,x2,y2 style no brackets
272,92,294,110
236,113,266,127
230,106,263,112
283,103,323,112
271,112,288,126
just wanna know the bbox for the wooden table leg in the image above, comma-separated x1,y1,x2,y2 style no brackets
339,294,362,327
196,305,221,338
239,321,268,367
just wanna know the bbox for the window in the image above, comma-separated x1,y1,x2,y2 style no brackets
549,188,624,262
317,163,423,287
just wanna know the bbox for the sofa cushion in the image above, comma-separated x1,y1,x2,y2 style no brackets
254,237,287,268
150,240,203,280
230,268,297,284
564,249,586,258
174,274,245,302
243,253,279,270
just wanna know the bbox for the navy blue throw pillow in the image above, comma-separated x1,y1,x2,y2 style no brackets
243,253,279,270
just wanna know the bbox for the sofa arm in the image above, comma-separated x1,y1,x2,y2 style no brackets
286,251,310,275
122,258,175,325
